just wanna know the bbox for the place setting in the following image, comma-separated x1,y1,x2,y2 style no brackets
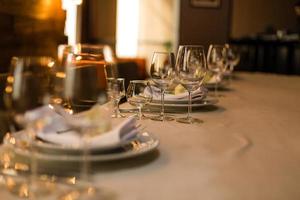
0,45,160,199
0,43,237,199
120,45,222,125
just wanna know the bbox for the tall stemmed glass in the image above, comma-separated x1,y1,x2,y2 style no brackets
224,44,240,83
126,80,153,120
107,77,126,118
150,52,175,121
207,44,226,97
55,44,117,199
175,45,207,124
4,56,56,198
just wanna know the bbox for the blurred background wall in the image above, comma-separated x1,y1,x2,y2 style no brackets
179,0,231,48
0,0,66,73
231,0,298,39
0,0,299,74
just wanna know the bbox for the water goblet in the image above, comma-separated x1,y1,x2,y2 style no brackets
150,52,176,121
175,45,207,124
224,44,240,84
207,44,227,97
4,56,57,198
53,44,117,200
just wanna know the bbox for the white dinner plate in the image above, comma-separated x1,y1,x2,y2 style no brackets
11,131,159,162
151,95,205,104
146,98,218,113
11,130,137,155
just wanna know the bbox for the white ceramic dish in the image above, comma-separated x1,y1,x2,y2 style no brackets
146,98,218,112
151,95,205,104
11,131,159,162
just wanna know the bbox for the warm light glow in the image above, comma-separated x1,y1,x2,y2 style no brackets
116,0,140,57
47,61,55,68
6,76,14,83
5,86,12,94
55,72,66,78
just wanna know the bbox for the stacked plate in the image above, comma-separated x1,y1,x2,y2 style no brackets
146,85,218,113
7,113,159,164
10,131,159,163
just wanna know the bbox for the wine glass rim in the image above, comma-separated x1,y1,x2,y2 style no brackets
153,51,174,54
179,45,205,48
129,80,149,84
11,56,54,61
209,44,225,48
107,77,125,81
76,43,112,49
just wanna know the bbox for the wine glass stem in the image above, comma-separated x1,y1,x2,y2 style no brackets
81,132,91,182
229,65,233,85
187,91,192,120
27,125,39,196
215,73,221,97
160,89,165,120
114,99,120,116
138,107,142,120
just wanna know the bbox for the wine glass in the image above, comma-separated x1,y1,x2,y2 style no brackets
150,52,175,121
54,44,117,199
224,44,240,82
207,44,227,97
107,77,126,118
58,44,118,112
175,45,207,124
3,56,56,198
126,80,153,120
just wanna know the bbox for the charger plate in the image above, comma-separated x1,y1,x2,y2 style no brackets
146,98,218,113
9,131,159,162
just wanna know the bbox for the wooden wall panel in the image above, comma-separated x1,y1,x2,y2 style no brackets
0,0,66,72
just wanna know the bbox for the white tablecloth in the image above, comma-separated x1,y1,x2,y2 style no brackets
2,72,300,200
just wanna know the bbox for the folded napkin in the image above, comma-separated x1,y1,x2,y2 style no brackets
24,105,138,149
204,74,222,84
147,85,207,101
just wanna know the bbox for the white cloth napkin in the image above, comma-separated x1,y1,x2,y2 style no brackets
205,74,222,84
148,86,206,101
24,105,138,149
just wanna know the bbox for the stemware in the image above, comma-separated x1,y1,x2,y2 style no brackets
107,77,126,118
175,45,207,124
126,80,153,120
58,44,117,112
224,44,240,75
53,44,117,199
3,56,56,198
207,44,227,96
150,52,175,121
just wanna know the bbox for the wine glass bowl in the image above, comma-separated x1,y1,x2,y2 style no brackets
58,44,117,113
224,44,240,73
4,56,55,114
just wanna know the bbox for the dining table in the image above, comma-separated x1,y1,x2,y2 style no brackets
1,72,300,200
